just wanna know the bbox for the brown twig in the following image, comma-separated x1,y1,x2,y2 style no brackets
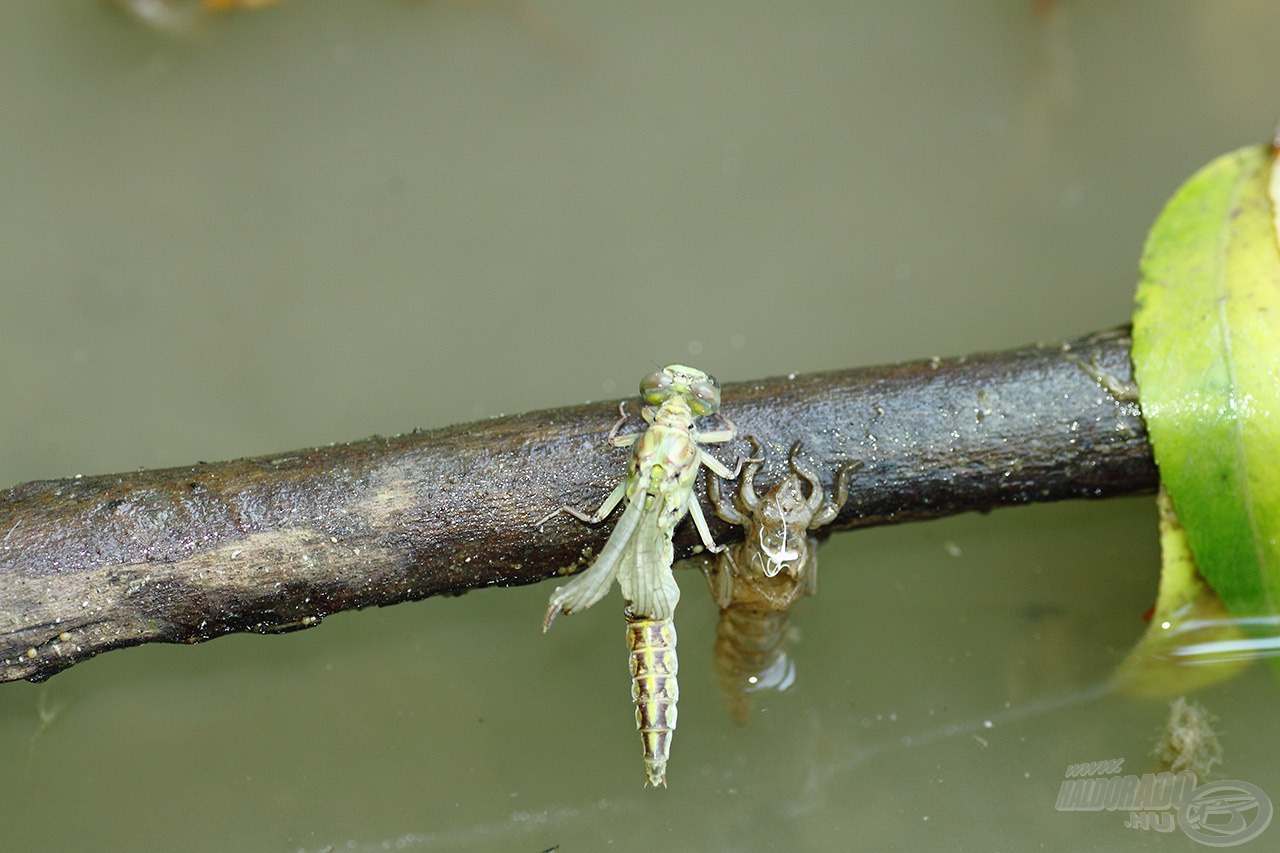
0,327,1153,683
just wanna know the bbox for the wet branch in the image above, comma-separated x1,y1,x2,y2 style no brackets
0,327,1154,684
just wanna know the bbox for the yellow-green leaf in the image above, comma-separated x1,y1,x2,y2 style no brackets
1132,144,1280,621
1114,488,1252,697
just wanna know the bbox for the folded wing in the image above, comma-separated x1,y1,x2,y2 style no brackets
619,496,681,621
543,471,651,631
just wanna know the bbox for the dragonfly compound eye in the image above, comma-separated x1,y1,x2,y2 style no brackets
641,370,674,404
690,379,721,415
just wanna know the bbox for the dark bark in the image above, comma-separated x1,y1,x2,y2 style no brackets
0,327,1154,684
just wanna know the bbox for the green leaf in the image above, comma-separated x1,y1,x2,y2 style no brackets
1132,144,1280,621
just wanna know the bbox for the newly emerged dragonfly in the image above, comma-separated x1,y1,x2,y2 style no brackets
539,364,744,787
702,439,853,724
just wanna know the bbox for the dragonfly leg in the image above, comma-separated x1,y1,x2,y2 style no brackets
536,479,626,528
606,402,633,446
703,446,762,481
698,412,741,443
688,495,726,554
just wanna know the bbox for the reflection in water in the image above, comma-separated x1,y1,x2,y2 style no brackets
784,682,1112,818
1116,610,1280,697
1157,615,1280,665
24,686,63,782
300,798,637,852
785,609,1280,820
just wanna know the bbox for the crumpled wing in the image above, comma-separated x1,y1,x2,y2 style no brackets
619,498,681,621
543,472,650,631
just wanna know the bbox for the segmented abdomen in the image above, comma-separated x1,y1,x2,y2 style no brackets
713,606,793,725
625,609,678,788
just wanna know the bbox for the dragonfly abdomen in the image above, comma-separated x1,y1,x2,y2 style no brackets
626,609,678,788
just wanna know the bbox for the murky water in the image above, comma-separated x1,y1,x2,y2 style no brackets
2,2,1279,850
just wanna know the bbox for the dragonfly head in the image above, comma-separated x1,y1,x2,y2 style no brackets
642,364,721,416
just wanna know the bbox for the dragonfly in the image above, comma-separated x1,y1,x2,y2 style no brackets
539,364,744,787
702,438,853,724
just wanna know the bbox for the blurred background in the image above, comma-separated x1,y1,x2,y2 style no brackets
1,1,1278,849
